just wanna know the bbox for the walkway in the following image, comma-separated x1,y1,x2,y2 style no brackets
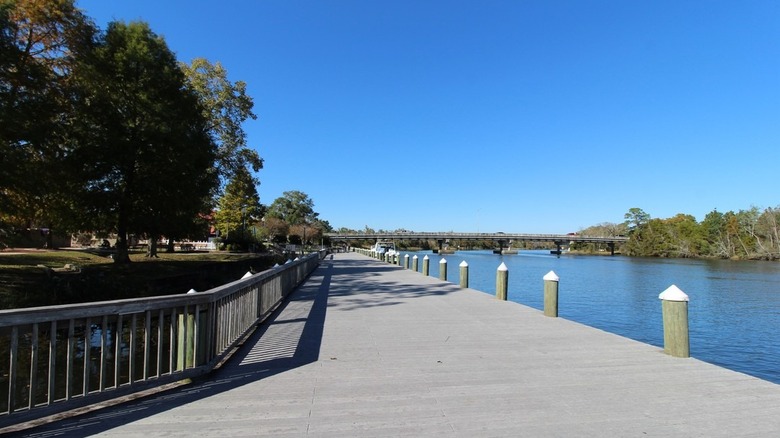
13,252,780,437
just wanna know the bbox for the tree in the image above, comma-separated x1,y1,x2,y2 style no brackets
0,0,95,243
624,208,651,234
701,209,728,257
665,214,704,257
180,58,262,183
213,166,263,249
266,190,318,226
68,21,217,263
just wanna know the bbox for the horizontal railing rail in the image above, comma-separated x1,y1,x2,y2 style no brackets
0,251,326,427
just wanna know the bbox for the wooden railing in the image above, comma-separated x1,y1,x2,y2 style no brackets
0,251,325,427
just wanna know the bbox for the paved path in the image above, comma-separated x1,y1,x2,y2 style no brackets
14,252,780,437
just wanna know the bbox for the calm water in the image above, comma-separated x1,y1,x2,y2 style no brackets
398,250,780,384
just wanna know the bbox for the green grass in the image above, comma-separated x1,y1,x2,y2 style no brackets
0,249,284,310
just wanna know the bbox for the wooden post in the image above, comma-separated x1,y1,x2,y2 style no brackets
439,258,447,281
659,285,690,358
543,270,559,317
404,254,410,269
412,255,419,272
496,262,508,300
459,261,469,288
422,255,430,276
176,311,195,370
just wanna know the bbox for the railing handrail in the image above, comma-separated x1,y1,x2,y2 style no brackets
0,250,327,427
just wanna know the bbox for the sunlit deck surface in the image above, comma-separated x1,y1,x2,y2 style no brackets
14,252,780,437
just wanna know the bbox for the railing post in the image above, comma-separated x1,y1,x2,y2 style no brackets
459,261,469,288
177,311,195,370
412,255,419,272
422,255,430,276
439,258,448,281
659,285,690,358
543,271,559,317
496,262,508,300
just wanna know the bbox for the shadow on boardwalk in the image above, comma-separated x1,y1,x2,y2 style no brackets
11,256,456,437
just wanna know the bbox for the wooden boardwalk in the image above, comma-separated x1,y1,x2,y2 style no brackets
12,252,780,437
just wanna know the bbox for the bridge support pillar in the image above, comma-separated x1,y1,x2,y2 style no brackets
608,242,615,256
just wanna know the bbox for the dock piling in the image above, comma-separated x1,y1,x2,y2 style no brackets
423,255,430,276
439,258,448,281
543,271,559,317
496,262,508,300
659,285,690,358
459,261,469,288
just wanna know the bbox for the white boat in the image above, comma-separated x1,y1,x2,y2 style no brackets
372,241,397,256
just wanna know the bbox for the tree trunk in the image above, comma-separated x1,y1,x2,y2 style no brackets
146,236,160,258
114,214,131,263
114,233,131,263
166,237,175,253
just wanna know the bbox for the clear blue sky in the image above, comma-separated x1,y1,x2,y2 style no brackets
76,0,780,234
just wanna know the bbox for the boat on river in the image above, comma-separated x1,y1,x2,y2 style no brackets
372,241,398,256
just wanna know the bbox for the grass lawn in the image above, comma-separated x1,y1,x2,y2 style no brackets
0,249,284,310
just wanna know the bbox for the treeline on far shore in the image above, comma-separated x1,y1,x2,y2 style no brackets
579,207,780,260
342,205,780,261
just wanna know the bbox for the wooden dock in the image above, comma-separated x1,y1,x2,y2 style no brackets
11,252,780,437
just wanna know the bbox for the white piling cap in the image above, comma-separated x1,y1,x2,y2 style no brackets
413,255,418,260
186,288,197,294
497,262,508,271
543,270,559,282
242,271,253,279
459,260,468,267
404,254,409,258
440,258,447,264
273,263,280,268
659,284,689,302
423,255,429,260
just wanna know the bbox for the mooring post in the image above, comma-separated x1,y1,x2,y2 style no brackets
423,255,430,276
659,285,690,358
396,253,401,266
496,262,508,300
439,258,448,281
404,254,410,269
459,261,469,288
412,255,419,272
543,270,559,317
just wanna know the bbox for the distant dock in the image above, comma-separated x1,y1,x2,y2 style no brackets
13,252,780,436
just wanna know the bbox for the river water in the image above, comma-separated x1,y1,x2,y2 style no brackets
397,250,780,384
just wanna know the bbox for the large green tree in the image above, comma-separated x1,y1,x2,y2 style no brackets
0,0,95,243
68,21,217,263
266,190,317,226
180,58,262,183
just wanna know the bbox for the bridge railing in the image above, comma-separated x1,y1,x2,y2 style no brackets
0,251,326,427
325,232,628,243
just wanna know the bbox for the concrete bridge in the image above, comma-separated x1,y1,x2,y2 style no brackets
326,232,628,255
